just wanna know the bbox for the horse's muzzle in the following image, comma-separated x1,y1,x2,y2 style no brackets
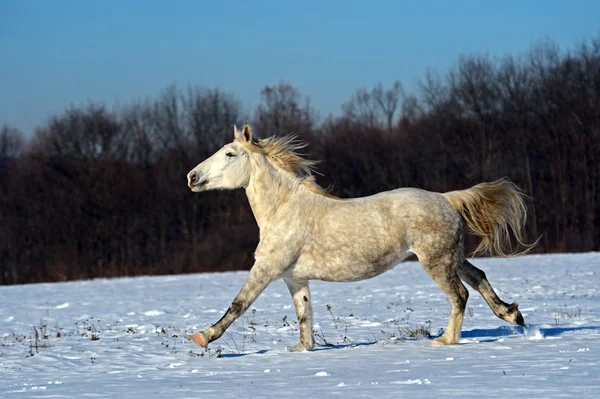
187,171,208,191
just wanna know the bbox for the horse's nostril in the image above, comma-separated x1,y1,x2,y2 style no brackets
190,173,197,183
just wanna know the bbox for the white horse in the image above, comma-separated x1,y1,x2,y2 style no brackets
186,124,532,351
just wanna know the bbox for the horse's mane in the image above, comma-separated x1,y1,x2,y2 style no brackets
244,134,339,199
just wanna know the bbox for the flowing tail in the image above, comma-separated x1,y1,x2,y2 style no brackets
443,178,537,257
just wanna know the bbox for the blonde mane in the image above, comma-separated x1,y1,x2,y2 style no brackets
244,134,339,199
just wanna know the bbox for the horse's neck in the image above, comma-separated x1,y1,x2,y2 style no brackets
245,165,304,230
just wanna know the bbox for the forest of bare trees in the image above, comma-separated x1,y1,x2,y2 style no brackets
1,37,599,285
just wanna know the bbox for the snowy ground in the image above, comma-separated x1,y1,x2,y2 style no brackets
1,252,599,398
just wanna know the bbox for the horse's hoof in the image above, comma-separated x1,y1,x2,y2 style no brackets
515,311,526,327
428,339,445,347
188,331,209,347
428,337,454,346
289,343,311,352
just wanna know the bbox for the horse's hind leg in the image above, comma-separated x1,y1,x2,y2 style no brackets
283,278,314,352
419,251,469,346
457,259,525,326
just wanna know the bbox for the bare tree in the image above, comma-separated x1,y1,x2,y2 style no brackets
342,81,405,133
253,82,317,137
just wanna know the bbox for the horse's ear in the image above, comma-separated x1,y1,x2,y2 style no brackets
242,124,253,142
234,124,252,143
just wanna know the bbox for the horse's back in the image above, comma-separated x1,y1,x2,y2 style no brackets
348,187,459,224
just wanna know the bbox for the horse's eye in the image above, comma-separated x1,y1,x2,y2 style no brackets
226,152,236,157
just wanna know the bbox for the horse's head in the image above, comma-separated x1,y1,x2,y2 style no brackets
187,124,254,192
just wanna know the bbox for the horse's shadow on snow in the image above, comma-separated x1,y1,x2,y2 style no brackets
219,342,379,357
312,341,379,352
218,325,600,357
309,325,600,349
457,324,600,343
219,349,269,358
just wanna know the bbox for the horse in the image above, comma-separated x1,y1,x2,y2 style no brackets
186,124,533,351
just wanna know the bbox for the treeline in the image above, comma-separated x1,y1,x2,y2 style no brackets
1,37,599,285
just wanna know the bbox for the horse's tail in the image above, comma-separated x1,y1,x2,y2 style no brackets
443,178,536,258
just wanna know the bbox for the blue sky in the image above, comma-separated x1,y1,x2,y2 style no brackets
1,0,598,135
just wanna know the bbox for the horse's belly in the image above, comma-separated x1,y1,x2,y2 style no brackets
292,250,412,282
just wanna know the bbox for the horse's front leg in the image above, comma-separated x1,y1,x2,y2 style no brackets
283,278,314,352
188,263,280,347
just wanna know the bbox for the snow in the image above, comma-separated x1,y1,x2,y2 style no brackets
1,252,599,398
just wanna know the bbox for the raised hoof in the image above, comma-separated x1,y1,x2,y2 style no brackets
505,302,526,327
188,331,209,347
515,310,526,327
